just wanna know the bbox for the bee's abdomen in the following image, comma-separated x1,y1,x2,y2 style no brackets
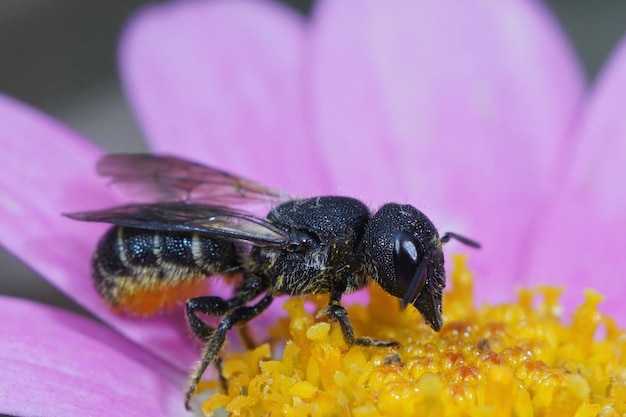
92,226,241,314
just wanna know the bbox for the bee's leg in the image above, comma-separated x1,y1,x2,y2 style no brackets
185,296,243,397
186,277,267,342
236,322,257,350
214,355,228,393
186,296,241,341
185,293,274,410
232,277,267,349
321,286,399,348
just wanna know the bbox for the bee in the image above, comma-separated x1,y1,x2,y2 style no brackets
65,153,480,409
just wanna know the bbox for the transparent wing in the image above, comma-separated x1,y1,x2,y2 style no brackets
97,153,288,205
65,202,291,247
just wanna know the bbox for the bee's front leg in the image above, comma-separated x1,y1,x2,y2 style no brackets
319,286,399,348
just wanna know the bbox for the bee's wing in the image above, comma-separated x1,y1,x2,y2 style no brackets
65,203,291,247
97,153,288,205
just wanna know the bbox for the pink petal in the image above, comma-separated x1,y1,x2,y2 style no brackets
0,95,199,372
526,34,626,318
119,0,330,195
311,0,585,302
0,296,183,417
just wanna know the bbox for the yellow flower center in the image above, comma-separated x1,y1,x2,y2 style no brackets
201,256,626,416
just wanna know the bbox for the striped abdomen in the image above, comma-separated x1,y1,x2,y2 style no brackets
92,226,241,314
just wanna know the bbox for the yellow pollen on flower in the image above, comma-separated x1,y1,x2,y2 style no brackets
201,256,626,416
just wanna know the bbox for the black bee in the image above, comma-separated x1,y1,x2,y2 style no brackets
65,153,480,409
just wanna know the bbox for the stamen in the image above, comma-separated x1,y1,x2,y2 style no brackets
200,256,626,416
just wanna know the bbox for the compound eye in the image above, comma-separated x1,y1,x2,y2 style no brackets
393,231,423,294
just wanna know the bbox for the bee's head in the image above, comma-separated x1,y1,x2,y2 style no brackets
363,204,479,332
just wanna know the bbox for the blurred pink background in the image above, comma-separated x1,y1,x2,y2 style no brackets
1,0,625,316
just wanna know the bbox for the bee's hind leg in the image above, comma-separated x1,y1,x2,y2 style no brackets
184,292,274,410
186,295,240,341
237,322,257,350
185,276,267,342
186,294,259,349
233,277,269,349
